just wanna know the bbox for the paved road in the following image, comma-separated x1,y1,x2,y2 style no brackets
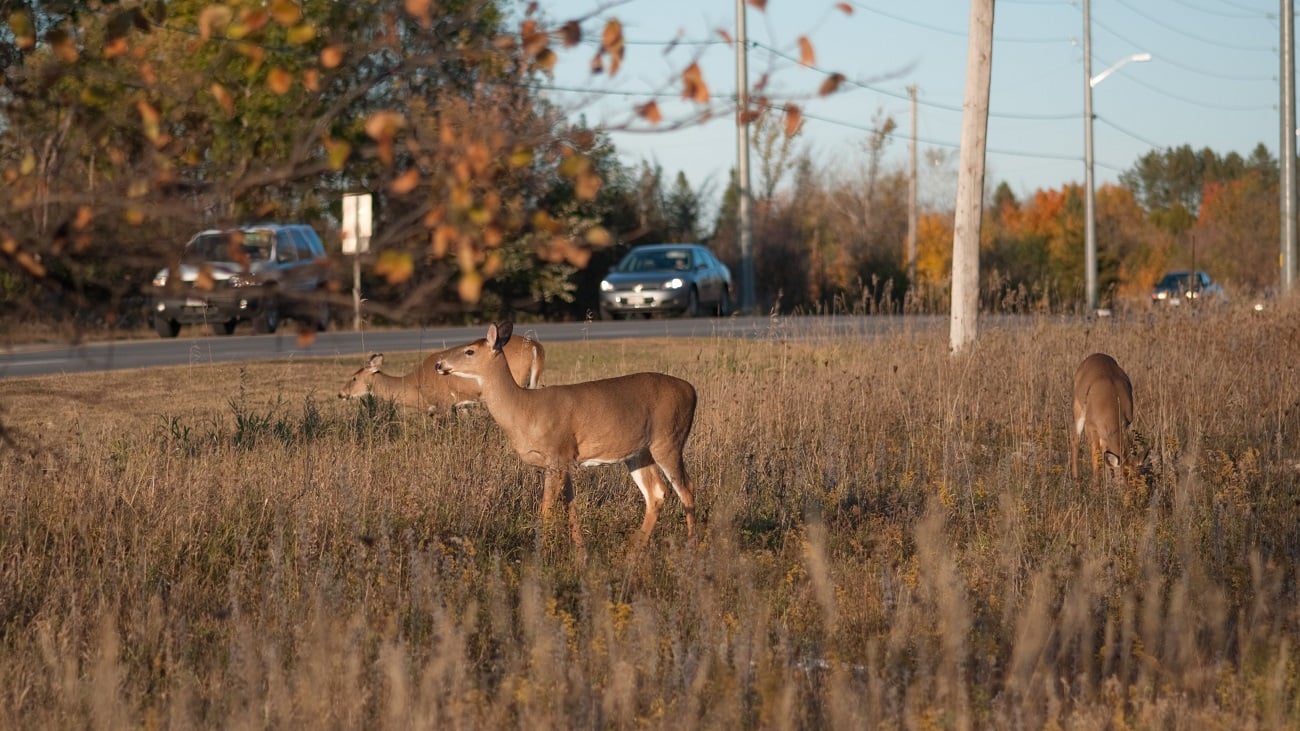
0,315,947,379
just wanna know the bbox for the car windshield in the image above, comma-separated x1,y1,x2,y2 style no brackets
616,249,694,273
183,230,273,264
1157,273,1195,290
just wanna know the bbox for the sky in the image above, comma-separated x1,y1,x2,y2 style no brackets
532,0,1283,212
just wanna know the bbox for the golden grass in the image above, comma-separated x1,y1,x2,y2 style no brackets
1,305,1298,728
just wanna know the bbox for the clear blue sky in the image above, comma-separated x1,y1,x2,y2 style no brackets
535,0,1282,210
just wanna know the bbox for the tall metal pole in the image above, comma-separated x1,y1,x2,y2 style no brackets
1283,0,1297,295
735,0,756,313
1083,0,1098,313
906,84,918,289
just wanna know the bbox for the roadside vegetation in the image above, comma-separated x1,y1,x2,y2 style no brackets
1,304,1297,727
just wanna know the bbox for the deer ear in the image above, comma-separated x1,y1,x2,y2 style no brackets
493,321,514,351
367,353,383,371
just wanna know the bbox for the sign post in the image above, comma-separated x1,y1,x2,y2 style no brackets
341,193,373,331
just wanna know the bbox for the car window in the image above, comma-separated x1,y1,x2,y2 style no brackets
274,231,299,263
292,228,320,260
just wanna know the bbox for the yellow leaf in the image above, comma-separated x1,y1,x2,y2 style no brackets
389,168,420,194
584,226,612,247
797,36,815,66
374,250,414,284
509,146,534,167
8,11,35,51
20,151,35,176
136,99,161,144
267,66,293,95
324,138,351,170
286,23,315,45
270,0,302,26
575,171,601,201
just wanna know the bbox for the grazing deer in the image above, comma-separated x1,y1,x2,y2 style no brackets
1071,352,1135,483
435,321,698,550
338,334,545,413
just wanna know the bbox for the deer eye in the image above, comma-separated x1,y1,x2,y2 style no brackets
465,348,475,356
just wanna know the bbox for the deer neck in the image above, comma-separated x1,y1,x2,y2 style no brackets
478,351,528,422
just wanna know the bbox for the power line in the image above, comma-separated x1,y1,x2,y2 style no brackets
848,1,1074,44
1094,115,1164,149
1112,0,1277,53
1116,71,1275,111
1167,0,1276,19
748,41,1081,121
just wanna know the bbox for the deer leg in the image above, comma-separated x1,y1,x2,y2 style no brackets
562,471,585,557
627,459,667,548
1071,404,1084,480
650,448,696,540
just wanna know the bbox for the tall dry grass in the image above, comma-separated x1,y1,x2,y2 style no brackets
1,305,1298,729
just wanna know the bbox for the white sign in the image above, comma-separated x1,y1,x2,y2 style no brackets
341,193,373,254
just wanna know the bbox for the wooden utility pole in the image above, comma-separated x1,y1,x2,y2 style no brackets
1282,0,1297,294
906,84,919,291
950,0,994,353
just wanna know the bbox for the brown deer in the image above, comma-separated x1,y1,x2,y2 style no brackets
434,321,698,550
338,333,544,413
1071,352,1135,483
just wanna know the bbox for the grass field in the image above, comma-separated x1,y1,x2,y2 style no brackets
1,307,1298,728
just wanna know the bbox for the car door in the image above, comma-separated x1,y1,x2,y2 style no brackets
697,248,721,303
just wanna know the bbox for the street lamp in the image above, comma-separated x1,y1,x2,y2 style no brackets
1084,0,1151,313
1084,51,1150,313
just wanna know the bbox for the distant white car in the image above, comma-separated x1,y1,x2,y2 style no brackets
599,244,732,319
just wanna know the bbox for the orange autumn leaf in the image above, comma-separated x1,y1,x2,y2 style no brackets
783,104,802,136
681,62,709,103
389,168,420,194
320,44,345,68
836,2,853,15
797,36,815,66
819,72,845,96
267,66,293,95
637,101,663,124
747,0,767,10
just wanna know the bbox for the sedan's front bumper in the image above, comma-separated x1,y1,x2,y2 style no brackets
600,287,690,314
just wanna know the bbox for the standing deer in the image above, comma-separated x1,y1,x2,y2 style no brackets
1071,352,1134,483
338,334,545,413
435,321,698,551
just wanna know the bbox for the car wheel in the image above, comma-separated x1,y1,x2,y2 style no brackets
716,286,731,316
154,317,181,338
683,287,700,318
600,306,623,321
253,299,280,334
312,297,330,331
211,319,237,336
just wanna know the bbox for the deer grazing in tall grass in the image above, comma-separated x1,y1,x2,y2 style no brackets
338,333,544,413
435,321,698,552
1071,352,1136,484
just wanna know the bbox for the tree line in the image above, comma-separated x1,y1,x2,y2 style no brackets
0,2,1285,337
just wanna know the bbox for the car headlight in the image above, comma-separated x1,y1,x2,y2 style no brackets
152,271,169,287
665,277,684,289
1155,292,1167,300
600,280,614,292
